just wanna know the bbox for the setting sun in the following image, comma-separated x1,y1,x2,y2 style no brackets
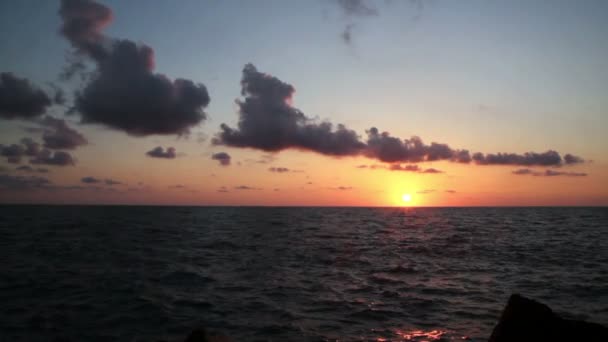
402,193,412,203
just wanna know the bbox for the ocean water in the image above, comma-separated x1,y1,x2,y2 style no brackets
0,206,606,341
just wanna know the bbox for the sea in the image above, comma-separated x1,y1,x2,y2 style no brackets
1,206,606,341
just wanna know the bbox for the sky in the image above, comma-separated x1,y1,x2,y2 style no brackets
0,0,607,206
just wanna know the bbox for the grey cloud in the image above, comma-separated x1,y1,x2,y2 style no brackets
16,165,49,173
512,168,588,177
81,176,100,184
30,149,75,166
234,185,261,190
0,144,26,163
564,154,585,165
365,127,470,164
0,174,51,189
146,146,176,159
59,0,210,136
213,64,365,156
269,167,290,173
417,189,435,194
40,116,87,150
212,65,584,169
336,0,378,17
211,152,231,166
0,73,52,120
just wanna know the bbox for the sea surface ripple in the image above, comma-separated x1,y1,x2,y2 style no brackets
1,206,607,341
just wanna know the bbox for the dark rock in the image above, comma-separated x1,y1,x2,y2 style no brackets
184,328,209,342
184,328,232,342
489,294,608,342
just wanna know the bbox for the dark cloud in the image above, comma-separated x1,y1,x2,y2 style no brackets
445,190,456,194
20,137,42,156
544,170,587,177
333,186,353,190
213,64,366,156
0,138,41,163
0,73,52,120
104,179,121,185
81,176,100,184
389,164,421,172
146,146,176,159
16,165,49,173
472,150,580,167
234,185,261,190
365,128,470,164
211,152,231,166
417,189,435,194
1,138,76,166
336,0,378,17
512,168,588,177
341,24,355,45
564,154,585,165
212,66,584,168
40,116,87,150
0,144,26,163
59,0,210,136
269,167,290,173
386,164,444,174
217,186,229,193
30,149,75,166
0,174,51,189
422,168,443,174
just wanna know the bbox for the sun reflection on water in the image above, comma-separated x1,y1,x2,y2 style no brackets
376,328,469,341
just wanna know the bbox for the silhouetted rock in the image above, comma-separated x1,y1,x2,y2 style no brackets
489,294,608,342
184,328,232,342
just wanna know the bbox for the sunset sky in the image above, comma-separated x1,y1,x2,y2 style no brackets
1,0,607,206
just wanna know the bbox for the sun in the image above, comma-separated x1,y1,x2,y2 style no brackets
402,193,412,203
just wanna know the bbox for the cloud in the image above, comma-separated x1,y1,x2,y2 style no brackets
30,149,75,166
336,0,378,17
365,128,470,163
359,163,444,174
1,138,76,166
422,168,443,174
472,150,583,167
269,167,290,173
0,174,51,189
39,116,87,149
16,165,49,173
0,144,26,163
417,189,435,194
146,146,176,159
332,186,353,190
81,176,100,184
0,73,52,120
217,186,229,193
59,0,210,136
341,24,355,45
211,152,231,166
211,65,584,168
512,168,588,177
445,190,456,194
104,179,121,185
213,64,366,156
564,154,585,165
234,185,261,190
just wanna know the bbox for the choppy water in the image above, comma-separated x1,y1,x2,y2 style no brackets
1,206,607,341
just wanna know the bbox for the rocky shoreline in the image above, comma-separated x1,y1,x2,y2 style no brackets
51,294,607,341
